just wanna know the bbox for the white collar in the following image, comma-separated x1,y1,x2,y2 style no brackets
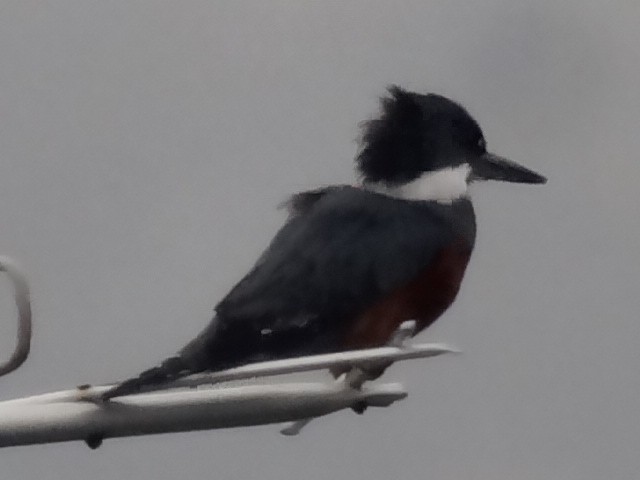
364,163,471,204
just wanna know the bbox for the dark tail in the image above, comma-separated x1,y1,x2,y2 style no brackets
101,327,219,401
100,355,195,400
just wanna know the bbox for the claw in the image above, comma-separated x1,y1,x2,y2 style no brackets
389,320,416,347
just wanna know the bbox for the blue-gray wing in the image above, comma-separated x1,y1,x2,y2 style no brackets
211,186,457,360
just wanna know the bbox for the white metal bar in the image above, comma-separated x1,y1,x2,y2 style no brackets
0,382,407,449
0,339,457,448
0,341,457,405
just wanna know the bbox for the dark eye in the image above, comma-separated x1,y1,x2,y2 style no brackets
477,137,486,151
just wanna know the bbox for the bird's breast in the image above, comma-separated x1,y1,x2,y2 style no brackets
341,240,472,350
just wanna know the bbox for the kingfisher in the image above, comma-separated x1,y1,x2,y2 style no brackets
103,86,546,400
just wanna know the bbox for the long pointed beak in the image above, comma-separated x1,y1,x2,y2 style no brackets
473,152,547,184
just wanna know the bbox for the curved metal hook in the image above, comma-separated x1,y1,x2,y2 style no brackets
0,257,32,377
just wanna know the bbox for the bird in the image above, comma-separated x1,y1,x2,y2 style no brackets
102,86,546,400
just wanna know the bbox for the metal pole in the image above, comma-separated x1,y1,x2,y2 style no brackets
0,382,406,449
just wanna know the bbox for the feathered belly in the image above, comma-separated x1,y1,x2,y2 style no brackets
341,243,472,349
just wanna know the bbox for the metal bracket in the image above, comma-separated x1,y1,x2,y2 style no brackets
0,257,32,378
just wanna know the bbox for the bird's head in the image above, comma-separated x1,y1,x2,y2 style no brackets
357,86,546,202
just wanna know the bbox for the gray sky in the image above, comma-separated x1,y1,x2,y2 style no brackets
1,1,639,478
